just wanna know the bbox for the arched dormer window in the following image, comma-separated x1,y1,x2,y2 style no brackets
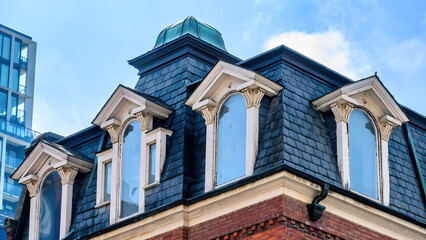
11,140,93,239
39,171,62,240
348,109,378,199
313,75,409,205
92,85,173,223
216,94,247,186
185,61,283,192
120,121,142,218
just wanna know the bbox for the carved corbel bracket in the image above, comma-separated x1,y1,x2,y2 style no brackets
330,102,354,123
24,180,38,198
57,166,79,185
241,88,265,108
379,115,400,141
101,119,121,143
201,106,215,125
135,111,152,131
20,175,39,198
107,125,119,143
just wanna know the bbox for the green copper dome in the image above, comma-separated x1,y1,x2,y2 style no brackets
154,16,227,51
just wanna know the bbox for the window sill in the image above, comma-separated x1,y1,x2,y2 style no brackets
143,181,160,190
215,175,247,189
95,200,110,209
349,189,383,205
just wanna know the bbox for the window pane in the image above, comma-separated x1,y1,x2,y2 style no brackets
1,64,9,87
0,137,2,167
39,171,62,240
14,40,21,64
216,94,246,186
2,36,10,60
0,35,3,56
12,68,19,91
19,70,26,94
148,143,156,184
349,110,378,199
104,162,112,201
0,90,7,118
10,94,18,123
121,121,141,218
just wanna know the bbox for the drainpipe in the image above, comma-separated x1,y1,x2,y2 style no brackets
403,123,426,208
307,183,329,221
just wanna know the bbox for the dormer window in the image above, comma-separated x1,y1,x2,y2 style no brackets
39,171,62,240
120,120,142,218
10,141,93,240
217,93,247,186
186,61,283,192
313,76,409,205
348,109,379,199
92,85,173,223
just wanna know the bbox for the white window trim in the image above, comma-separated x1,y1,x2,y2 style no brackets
346,108,383,202
95,148,113,208
11,141,92,240
313,76,409,206
185,61,283,192
108,117,173,223
92,85,173,224
143,127,173,188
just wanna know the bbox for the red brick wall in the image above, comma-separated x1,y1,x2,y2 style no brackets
150,195,395,240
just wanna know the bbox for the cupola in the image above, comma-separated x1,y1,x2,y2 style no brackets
153,16,227,51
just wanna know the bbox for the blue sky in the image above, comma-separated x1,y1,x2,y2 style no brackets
1,0,425,136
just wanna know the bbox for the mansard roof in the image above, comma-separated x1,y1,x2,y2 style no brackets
11,30,426,240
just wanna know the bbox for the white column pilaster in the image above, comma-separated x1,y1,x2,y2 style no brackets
330,102,353,188
56,166,78,239
110,142,119,224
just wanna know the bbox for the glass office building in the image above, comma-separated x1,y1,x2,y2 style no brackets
0,24,37,239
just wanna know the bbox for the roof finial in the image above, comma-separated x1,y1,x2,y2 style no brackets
375,71,377,76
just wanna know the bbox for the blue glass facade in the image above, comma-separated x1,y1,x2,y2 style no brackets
0,25,37,239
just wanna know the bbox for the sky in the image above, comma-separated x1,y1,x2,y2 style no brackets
0,0,425,136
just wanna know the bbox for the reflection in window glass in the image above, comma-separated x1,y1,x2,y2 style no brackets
39,171,62,240
121,121,141,218
104,162,112,201
216,94,246,186
0,90,6,118
349,110,378,199
1,64,9,87
0,137,2,165
10,94,18,122
14,40,21,64
148,143,156,184
12,68,19,91
2,36,10,60
0,35,2,56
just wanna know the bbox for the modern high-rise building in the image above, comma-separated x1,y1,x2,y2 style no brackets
0,24,38,239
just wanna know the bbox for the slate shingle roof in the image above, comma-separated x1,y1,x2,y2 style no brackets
15,37,426,240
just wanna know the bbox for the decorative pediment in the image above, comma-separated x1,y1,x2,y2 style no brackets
92,85,173,131
185,61,283,112
11,140,93,197
313,75,409,125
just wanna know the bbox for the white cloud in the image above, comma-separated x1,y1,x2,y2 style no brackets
263,30,371,79
387,38,426,72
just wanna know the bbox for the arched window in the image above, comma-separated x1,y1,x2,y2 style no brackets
39,171,62,240
121,121,141,218
216,94,246,186
349,109,378,199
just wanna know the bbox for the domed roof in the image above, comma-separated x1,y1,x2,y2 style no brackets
153,16,227,51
